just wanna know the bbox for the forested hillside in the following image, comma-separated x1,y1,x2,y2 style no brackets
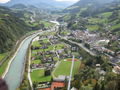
59,0,120,35
0,6,31,53
63,0,114,13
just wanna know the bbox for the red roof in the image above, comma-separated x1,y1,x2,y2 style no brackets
38,82,65,90
39,88,51,90
51,82,65,89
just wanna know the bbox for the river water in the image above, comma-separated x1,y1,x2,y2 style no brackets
3,22,57,90
4,33,40,90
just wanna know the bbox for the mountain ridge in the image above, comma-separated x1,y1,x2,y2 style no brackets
63,0,114,13
1,0,75,10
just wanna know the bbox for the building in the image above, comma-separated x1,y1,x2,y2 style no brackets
113,66,120,74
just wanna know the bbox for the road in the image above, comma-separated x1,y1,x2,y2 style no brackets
57,34,96,56
67,55,75,90
30,11,36,23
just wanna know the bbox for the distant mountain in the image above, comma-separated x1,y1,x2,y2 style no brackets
74,0,114,6
0,6,31,53
10,4,27,9
1,0,74,10
63,0,114,13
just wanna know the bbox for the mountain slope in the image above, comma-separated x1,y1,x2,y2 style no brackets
0,6,31,53
1,0,74,10
63,0,114,13
58,0,120,35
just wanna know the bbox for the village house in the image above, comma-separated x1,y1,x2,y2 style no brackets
113,66,120,74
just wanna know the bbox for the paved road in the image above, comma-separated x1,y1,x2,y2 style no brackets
30,11,36,23
67,55,75,90
58,34,96,56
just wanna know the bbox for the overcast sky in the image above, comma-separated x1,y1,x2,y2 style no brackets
55,0,79,2
0,0,10,3
0,0,79,3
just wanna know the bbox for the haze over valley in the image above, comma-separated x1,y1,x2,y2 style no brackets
0,0,120,90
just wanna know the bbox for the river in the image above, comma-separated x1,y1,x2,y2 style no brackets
4,32,41,90
3,20,58,90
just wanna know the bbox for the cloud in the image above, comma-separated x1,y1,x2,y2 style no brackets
56,0,79,2
0,0,10,3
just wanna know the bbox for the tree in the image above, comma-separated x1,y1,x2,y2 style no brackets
84,43,90,49
44,69,51,76
33,82,38,90
93,82,101,90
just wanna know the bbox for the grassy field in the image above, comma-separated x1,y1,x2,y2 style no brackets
0,53,6,61
32,40,65,52
98,12,112,18
45,45,54,51
32,41,41,47
0,53,9,76
66,6,79,10
55,43,65,50
30,69,51,82
60,31,69,36
31,60,41,64
42,38,49,43
88,18,106,24
53,60,80,77
0,60,9,76
86,25,99,31
53,57,59,61
110,23,120,30
40,21,54,27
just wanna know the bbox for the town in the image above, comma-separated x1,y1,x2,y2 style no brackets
28,24,120,90
30,30,81,90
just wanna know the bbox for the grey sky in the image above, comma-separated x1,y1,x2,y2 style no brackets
0,0,79,3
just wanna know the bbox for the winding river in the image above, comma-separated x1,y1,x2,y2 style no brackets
4,32,41,90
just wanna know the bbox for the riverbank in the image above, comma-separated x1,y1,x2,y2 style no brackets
17,38,33,90
3,30,43,90
1,30,42,78
18,30,55,90
18,36,37,90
